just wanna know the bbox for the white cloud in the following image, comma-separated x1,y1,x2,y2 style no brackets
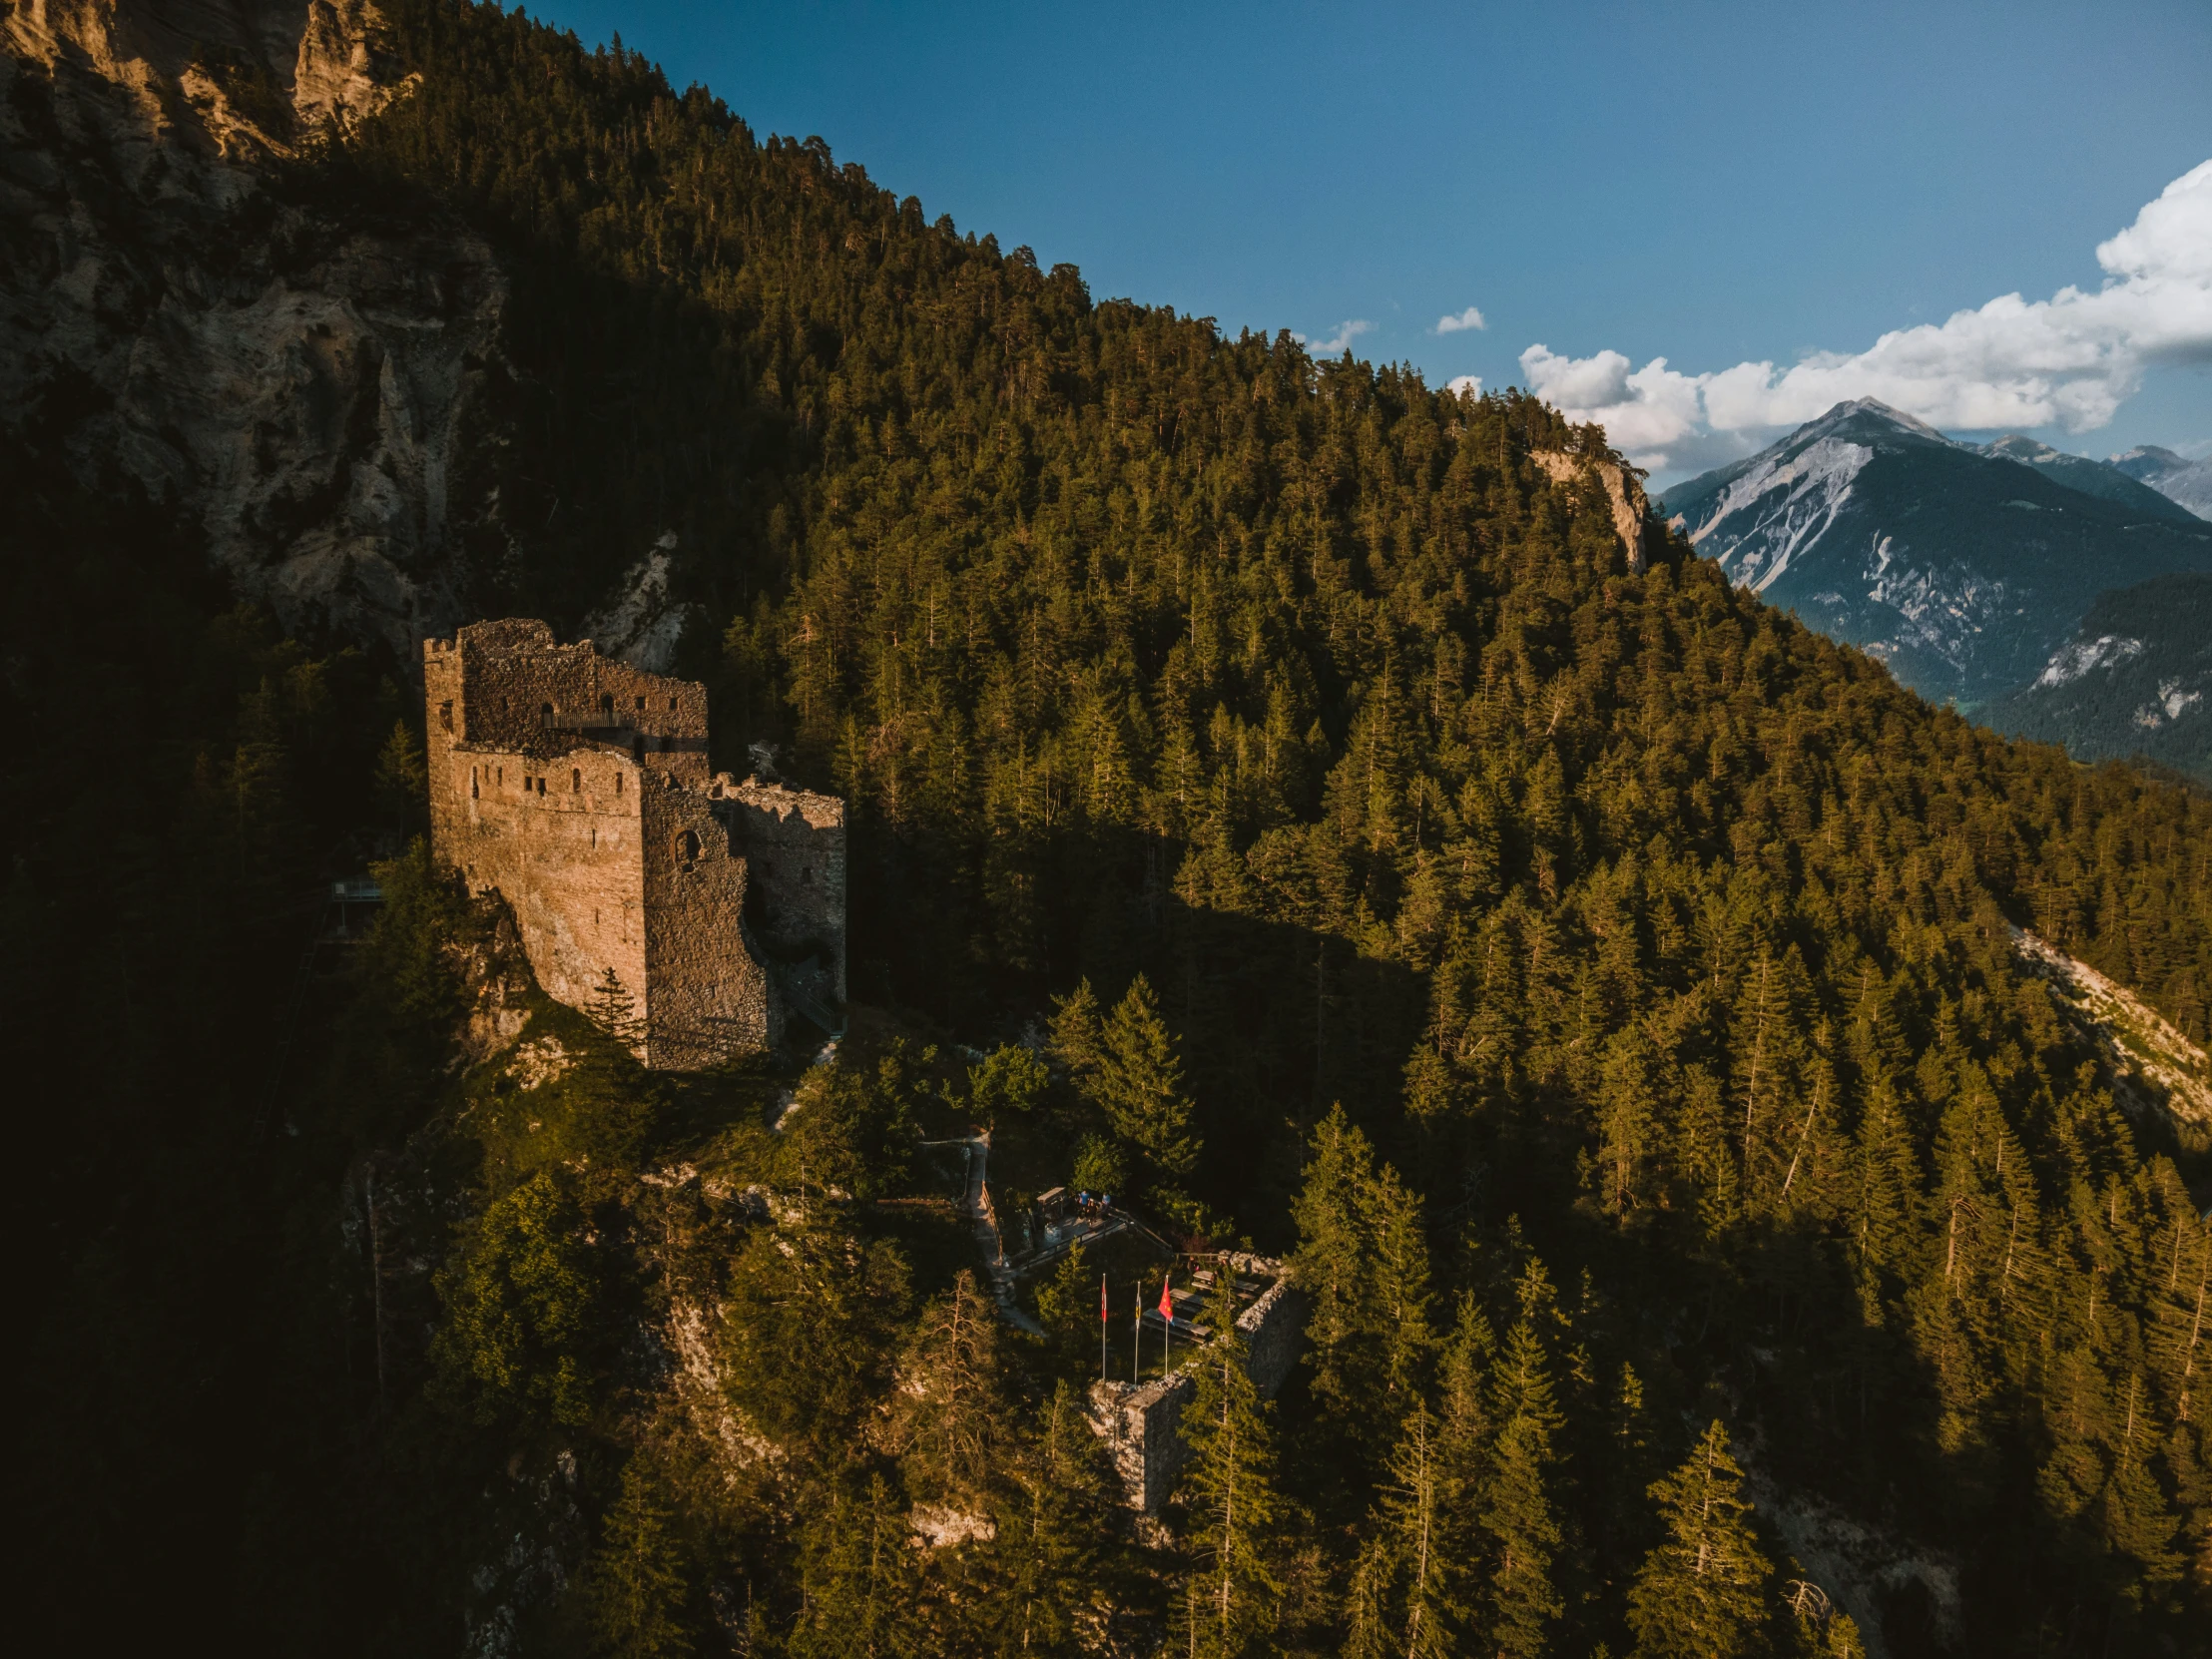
1447,373,1482,396
1522,159,2212,471
1435,305,1487,333
1297,318,1376,355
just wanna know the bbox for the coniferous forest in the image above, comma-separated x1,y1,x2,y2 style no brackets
7,4,2212,1655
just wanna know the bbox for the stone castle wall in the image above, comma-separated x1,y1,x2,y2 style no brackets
432,739,651,1025
425,620,839,1068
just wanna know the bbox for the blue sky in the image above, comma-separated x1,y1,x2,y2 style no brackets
539,0,2209,484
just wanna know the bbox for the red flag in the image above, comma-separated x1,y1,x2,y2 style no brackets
1158,1277,1176,1324
1100,1275,1108,1325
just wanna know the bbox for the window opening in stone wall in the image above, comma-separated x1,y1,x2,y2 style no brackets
537,777,546,795
615,773,624,795
572,768,582,793
600,693,614,716
675,829,700,866
541,702,554,725
497,767,503,786
470,767,479,800
439,701,453,733
668,697,678,711
635,695,646,711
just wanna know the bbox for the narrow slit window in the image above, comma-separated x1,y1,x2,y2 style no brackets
615,773,624,795
572,768,582,793
470,766,479,800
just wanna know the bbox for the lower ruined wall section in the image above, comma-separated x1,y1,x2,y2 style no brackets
1085,1257,1308,1514
640,779,775,1068
715,778,847,1005
1090,1373,1197,1516
1235,1272,1308,1398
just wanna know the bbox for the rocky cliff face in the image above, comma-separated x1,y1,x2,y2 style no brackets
1,0,504,656
1532,449,1651,573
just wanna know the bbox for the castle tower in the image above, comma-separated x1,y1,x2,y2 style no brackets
423,620,844,1070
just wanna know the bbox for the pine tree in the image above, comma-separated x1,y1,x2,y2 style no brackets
990,1382,1112,1657
1626,1421,1774,1659
1093,974,1200,1179
1181,1277,1283,1657
371,718,428,832
1480,1318,1567,1659
1048,978,1105,1081
1380,1400,1457,1658
792,1474,924,1659
1372,1165,1436,1402
588,1458,693,1659
887,1270,1006,1511
1289,1105,1380,1419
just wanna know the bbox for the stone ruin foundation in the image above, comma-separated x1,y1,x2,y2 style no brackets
1086,1255,1307,1514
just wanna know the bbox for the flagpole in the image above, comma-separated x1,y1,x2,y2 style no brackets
1163,1273,1172,1372
1132,1281,1141,1382
1100,1273,1108,1382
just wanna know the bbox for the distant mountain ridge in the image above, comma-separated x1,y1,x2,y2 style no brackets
1977,433,2202,523
1659,399,2212,708
2111,444,2212,520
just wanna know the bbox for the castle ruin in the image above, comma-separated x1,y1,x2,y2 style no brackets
424,619,844,1070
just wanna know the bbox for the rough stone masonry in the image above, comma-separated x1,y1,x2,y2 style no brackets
425,619,844,1069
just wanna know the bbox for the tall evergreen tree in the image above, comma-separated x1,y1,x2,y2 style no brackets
1626,1421,1774,1659
587,1458,694,1659
1092,974,1200,1180
1181,1277,1285,1657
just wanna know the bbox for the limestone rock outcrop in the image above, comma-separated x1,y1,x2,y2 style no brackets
1533,448,1652,573
2,0,502,655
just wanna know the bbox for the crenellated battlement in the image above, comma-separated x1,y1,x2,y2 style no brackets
424,621,844,1069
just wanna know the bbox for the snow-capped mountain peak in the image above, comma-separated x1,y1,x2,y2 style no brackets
1660,405,2212,708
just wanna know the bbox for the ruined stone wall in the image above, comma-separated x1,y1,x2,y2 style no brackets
640,779,774,1069
1086,1257,1307,1513
715,777,847,1005
433,619,709,785
1235,1269,1308,1397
